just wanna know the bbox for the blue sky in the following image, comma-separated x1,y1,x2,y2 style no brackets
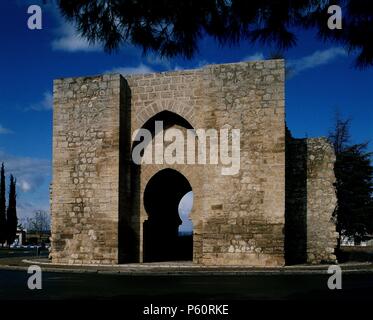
0,1,372,227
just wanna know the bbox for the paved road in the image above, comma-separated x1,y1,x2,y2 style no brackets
1,268,373,300
1,249,373,300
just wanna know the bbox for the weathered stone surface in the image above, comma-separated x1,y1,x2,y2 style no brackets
51,60,336,266
305,138,338,264
285,133,338,265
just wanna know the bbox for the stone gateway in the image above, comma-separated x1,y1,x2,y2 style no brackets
51,60,338,266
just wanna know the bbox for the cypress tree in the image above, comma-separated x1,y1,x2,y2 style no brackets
0,163,6,246
6,175,17,246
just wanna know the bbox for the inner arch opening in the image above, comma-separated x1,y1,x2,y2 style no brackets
143,168,193,262
178,191,194,235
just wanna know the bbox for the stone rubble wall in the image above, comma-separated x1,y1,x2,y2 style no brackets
306,138,338,264
285,135,338,264
51,60,336,266
123,60,286,266
199,61,285,266
51,74,123,264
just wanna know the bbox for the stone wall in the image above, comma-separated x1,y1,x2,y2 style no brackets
123,60,286,266
51,59,337,266
198,61,285,266
285,133,338,264
51,74,124,264
306,138,338,264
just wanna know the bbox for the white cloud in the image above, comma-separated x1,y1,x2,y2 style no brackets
288,47,347,77
0,151,51,220
28,91,53,111
52,22,102,52
168,60,210,72
49,2,140,56
36,0,101,53
0,125,13,134
173,65,185,71
143,55,210,72
196,60,210,68
242,52,265,62
146,55,172,69
0,151,50,194
105,63,155,75
19,180,32,192
44,0,101,52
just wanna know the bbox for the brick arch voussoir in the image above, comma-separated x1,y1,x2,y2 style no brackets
136,100,195,129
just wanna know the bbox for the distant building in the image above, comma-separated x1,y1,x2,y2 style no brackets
12,228,26,246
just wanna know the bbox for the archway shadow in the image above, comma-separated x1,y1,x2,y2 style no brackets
143,168,193,262
285,133,308,265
